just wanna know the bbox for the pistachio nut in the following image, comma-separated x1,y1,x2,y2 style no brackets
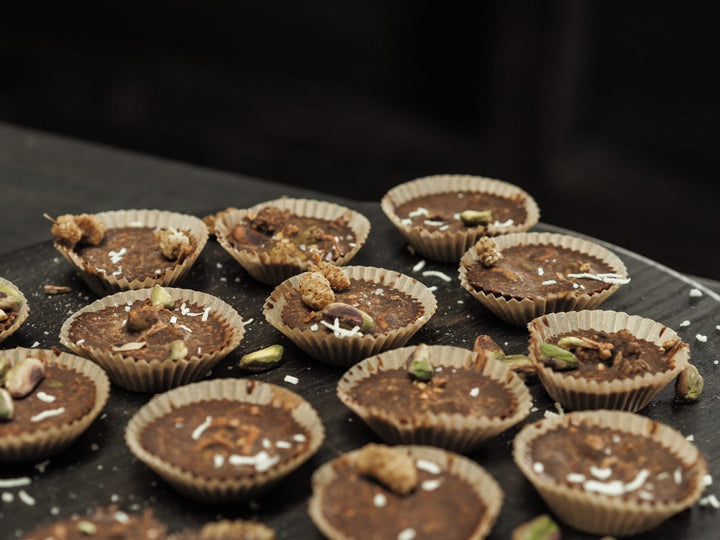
460,209,493,226
0,284,22,311
150,284,175,308
76,520,98,535
4,357,46,398
0,388,14,421
472,334,504,359
675,364,704,401
511,514,560,540
499,354,536,376
407,344,433,381
556,336,584,349
322,302,373,332
126,306,160,332
0,309,6,322
166,340,188,361
239,344,284,372
539,342,578,371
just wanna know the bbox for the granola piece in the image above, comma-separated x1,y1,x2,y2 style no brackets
474,237,503,267
355,443,418,495
50,214,83,246
74,213,106,246
251,206,290,235
156,227,192,261
127,305,161,332
310,259,350,291
300,272,334,310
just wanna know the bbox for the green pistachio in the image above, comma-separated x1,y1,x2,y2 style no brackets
0,388,14,422
4,357,45,398
459,209,493,226
322,302,373,333
166,340,188,361
675,364,703,401
407,344,433,381
499,354,536,375
556,336,584,349
150,284,175,308
511,514,560,540
76,520,98,535
539,342,578,371
239,344,284,372
0,284,22,311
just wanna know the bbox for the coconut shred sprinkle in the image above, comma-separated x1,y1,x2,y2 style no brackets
567,272,631,285
108,247,127,264
30,408,66,422
191,416,213,440
422,270,453,282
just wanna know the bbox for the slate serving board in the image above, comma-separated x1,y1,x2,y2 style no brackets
1,206,718,539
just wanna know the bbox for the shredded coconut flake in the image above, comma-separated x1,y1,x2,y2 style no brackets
36,392,56,403
567,473,586,483
242,318,254,326
699,494,720,509
398,528,416,540
408,207,429,218
228,451,280,473
689,288,703,297
415,459,441,475
412,260,427,272
191,416,213,440
567,272,630,284
533,462,544,474
373,493,387,507
0,477,31,488
589,466,613,480
679,320,691,327
537,267,544,276
284,375,299,385
422,270,453,282
30,408,66,422
421,479,442,491
18,490,36,506
542,279,557,286
696,334,708,343
469,387,480,397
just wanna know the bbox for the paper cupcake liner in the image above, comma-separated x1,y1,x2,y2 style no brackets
0,347,110,462
59,287,245,393
526,310,689,412
308,444,503,540
168,520,276,540
337,345,532,452
513,410,708,536
214,198,371,286
458,232,629,326
381,174,540,263
263,266,437,366
53,209,209,296
125,378,325,503
0,277,30,344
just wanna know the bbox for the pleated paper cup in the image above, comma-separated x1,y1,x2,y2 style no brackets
214,198,371,286
59,287,245,393
168,520,276,540
125,379,325,503
53,209,209,296
513,410,708,536
308,445,503,540
527,310,689,411
263,266,437,366
337,345,532,452
458,232,629,326
381,174,540,263
0,347,110,462
0,277,30,344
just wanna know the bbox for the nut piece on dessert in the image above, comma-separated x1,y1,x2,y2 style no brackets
474,237,503,267
473,334,535,377
238,344,284,372
511,514,561,540
300,272,335,310
3,357,45,398
49,213,106,248
156,227,192,261
675,364,703,402
355,443,418,495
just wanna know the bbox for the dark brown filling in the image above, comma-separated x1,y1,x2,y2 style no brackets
529,422,700,503
21,506,167,540
68,300,233,362
546,329,672,380
320,457,485,540
0,364,96,437
464,244,614,300
349,368,517,418
394,191,527,233
230,206,356,263
76,227,196,281
281,279,424,335
140,399,311,479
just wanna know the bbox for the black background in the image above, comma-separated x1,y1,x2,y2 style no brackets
1,1,718,277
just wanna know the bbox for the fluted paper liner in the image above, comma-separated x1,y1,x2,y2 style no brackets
308,445,503,540
59,287,245,393
263,266,437,366
527,310,689,411
337,345,532,452
0,347,110,462
215,198,371,286
125,378,325,503
513,410,708,536
459,232,629,326
0,277,30,344
53,209,209,296
381,174,540,262
168,520,276,540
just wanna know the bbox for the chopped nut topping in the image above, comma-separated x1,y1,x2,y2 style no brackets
309,258,351,291
155,227,192,261
300,272,335,310
49,213,106,247
474,237,503,266
355,443,418,495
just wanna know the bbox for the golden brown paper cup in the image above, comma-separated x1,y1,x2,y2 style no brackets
381,174,540,262
527,310,689,411
125,378,324,503
59,287,245,393
263,265,437,366
458,232,629,326
0,347,110,462
53,209,209,296
513,410,708,536
215,198,371,286
337,345,532,452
